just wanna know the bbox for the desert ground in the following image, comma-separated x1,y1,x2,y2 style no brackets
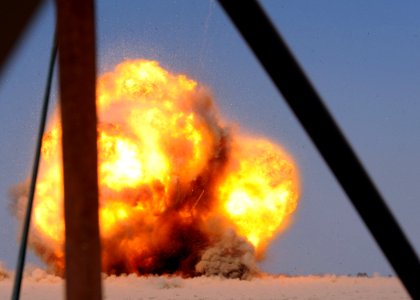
0,266,409,300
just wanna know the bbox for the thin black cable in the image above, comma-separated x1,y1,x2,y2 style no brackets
217,0,420,299
11,32,57,300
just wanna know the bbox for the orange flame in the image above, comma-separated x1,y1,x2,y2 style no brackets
219,138,299,251
29,59,300,275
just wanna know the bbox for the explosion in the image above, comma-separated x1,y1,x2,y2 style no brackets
14,59,299,278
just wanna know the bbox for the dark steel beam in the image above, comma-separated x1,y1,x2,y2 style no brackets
56,0,102,299
11,32,57,300
0,0,43,78
218,0,420,298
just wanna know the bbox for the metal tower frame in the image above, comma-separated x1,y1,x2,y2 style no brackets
1,0,419,299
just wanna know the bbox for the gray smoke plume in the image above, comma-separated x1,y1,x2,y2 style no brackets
0,262,10,281
9,180,28,222
195,229,259,279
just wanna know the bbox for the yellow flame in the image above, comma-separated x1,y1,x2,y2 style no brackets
31,59,300,273
219,138,299,253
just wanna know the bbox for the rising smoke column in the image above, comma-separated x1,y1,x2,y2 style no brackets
12,59,300,278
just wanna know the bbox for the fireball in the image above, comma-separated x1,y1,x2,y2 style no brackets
26,59,300,276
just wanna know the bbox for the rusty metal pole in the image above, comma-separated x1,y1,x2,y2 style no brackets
56,0,102,299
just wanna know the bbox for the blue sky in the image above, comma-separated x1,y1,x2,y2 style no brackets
0,0,419,275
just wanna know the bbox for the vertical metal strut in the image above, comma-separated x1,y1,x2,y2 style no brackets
56,0,102,299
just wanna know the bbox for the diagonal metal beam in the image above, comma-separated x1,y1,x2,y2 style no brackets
56,0,102,299
217,0,420,298
11,31,57,300
0,0,43,78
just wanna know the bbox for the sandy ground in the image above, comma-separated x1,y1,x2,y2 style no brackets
0,267,410,300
